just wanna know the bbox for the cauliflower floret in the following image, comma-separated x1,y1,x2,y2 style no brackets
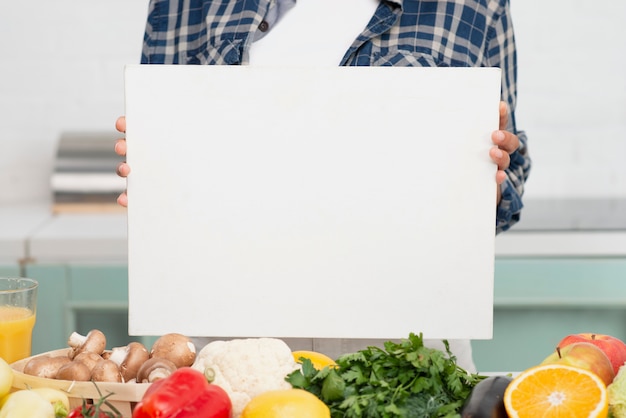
192,337,300,418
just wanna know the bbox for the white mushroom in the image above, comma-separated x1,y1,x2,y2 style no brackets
109,341,150,382
136,357,178,383
67,329,106,359
150,333,196,368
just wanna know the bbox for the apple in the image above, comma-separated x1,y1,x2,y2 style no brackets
541,341,615,386
558,333,626,375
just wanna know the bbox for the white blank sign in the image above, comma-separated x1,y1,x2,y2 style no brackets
125,65,500,340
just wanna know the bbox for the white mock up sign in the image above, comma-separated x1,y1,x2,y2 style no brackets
124,65,501,340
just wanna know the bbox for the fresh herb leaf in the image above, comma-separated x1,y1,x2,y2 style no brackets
286,333,486,417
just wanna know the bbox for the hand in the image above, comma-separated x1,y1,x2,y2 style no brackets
490,101,520,203
114,116,129,207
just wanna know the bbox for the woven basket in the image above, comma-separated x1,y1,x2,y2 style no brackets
10,349,151,417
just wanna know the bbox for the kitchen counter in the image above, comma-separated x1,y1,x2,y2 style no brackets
0,205,51,263
496,198,626,257
3,198,625,264
29,212,127,263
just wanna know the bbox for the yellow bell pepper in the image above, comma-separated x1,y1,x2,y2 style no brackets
0,390,55,418
31,387,71,417
0,358,13,399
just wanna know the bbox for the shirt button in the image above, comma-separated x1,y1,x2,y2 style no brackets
258,20,269,32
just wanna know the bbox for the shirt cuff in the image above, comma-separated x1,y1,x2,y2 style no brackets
496,178,524,234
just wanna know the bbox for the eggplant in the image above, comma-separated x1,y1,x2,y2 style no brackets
460,375,513,418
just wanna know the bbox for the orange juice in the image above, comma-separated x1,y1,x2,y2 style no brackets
0,305,36,364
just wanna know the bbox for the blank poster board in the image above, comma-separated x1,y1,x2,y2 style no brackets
124,65,501,340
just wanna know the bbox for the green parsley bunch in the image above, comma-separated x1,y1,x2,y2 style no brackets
287,333,485,418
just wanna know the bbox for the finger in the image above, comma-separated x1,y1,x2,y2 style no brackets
117,191,128,208
492,129,519,154
499,101,509,130
115,116,126,133
495,169,507,185
490,146,511,171
116,161,131,177
114,138,127,157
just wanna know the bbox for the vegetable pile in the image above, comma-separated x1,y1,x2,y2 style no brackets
286,333,485,418
4,331,497,417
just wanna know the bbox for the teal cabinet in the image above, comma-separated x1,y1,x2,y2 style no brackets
472,258,626,372
0,265,20,277
24,265,67,355
25,264,155,355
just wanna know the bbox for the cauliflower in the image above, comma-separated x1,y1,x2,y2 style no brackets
609,364,626,418
191,337,300,418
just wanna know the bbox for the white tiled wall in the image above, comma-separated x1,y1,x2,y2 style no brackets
1,0,625,204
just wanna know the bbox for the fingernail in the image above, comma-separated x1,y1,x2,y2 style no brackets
494,149,504,158
494,131,505,142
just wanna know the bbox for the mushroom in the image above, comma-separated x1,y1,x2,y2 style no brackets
91,358,123,382
23,355,72,379
109,341,150,382
56,361,92,381
150,333,196,368
67,329,106,359
73,351,104,373
136,357,178,383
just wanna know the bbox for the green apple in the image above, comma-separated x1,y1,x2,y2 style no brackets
541,341,615,386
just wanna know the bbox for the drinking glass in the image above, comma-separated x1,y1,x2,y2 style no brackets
0,278,38,363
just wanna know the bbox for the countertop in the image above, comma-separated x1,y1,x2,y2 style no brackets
1,198,626,264
495,198,626,257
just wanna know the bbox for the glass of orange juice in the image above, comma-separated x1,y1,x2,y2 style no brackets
0,278,38,364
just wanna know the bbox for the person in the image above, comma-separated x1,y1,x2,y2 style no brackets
114,0,531,373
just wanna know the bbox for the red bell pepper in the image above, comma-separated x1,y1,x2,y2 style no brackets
132,367,232,418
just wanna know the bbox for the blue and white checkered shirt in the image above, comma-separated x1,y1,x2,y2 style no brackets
141,0,531,234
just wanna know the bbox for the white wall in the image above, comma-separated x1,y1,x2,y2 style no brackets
512,1,626,199
1,0,625,204
0,0,148,204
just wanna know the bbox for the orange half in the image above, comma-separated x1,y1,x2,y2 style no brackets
504,363,608,418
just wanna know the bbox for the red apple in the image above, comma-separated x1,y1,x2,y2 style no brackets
558,333,626,375
541,341,615,386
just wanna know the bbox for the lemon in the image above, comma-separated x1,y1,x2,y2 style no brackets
292,350,336,370
241,389,330,418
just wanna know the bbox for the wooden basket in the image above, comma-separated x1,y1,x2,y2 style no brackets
10,349,151,417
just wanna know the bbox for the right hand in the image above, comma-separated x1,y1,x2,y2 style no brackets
114,116,130,207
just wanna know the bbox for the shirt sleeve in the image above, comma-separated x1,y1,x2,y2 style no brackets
488,0,532,234
497,129,530,234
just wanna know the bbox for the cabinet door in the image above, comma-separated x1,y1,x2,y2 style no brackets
0,265,20,276
66,265,136,349
24,265,68,354
26,264,154,355
472,258,626,372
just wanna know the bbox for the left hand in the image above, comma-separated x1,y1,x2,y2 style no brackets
490,101,520,203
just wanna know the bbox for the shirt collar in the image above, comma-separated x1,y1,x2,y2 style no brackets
386,0,403,7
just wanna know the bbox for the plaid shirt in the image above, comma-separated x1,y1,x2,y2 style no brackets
141,0,531,233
